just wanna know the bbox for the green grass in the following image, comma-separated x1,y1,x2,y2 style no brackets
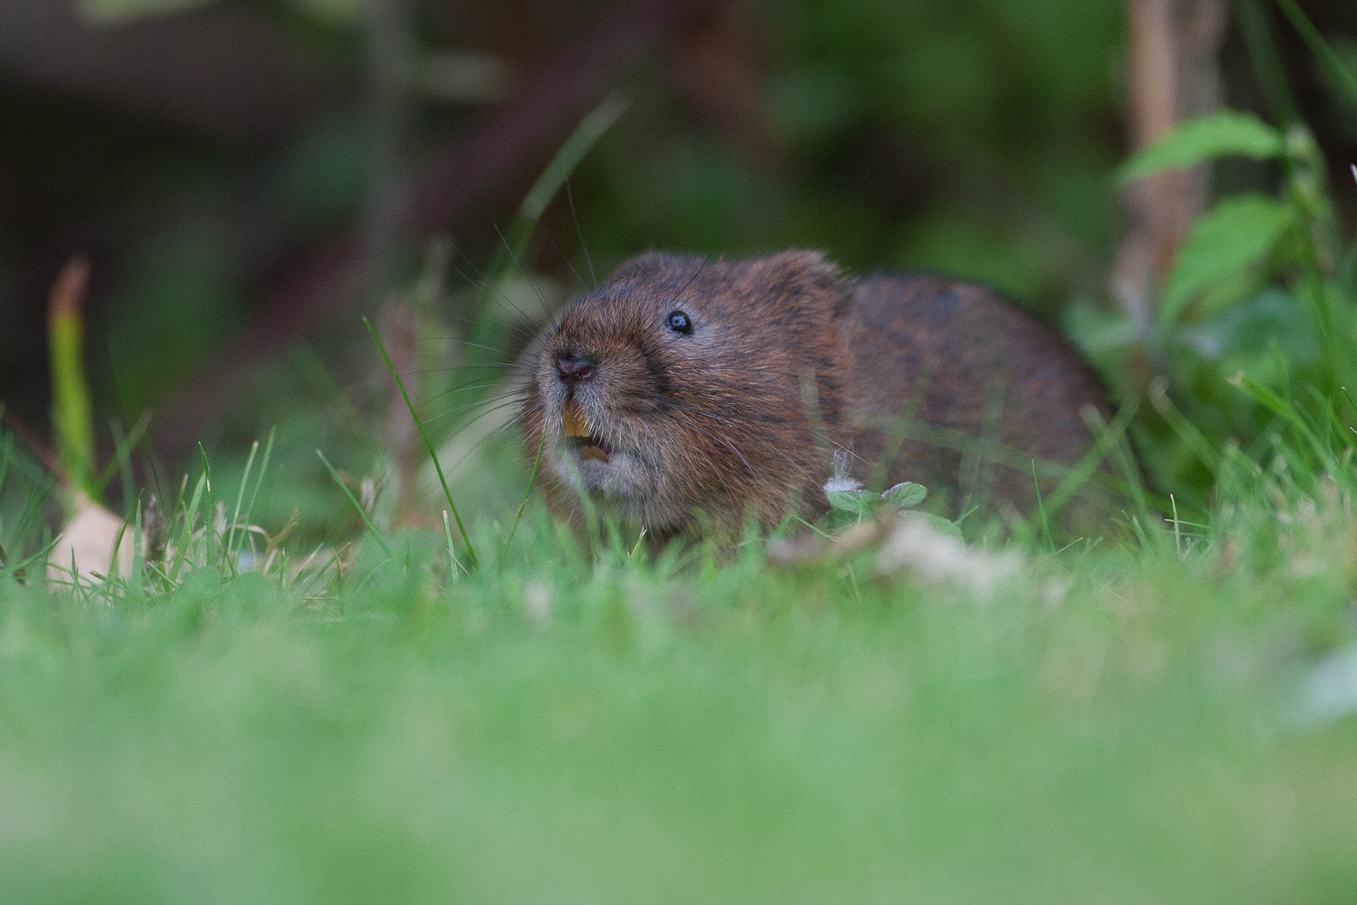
3,437,1357,904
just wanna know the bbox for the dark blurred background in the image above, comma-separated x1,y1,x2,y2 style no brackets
1,0,1355,518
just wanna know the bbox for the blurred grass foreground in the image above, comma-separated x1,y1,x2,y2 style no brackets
4,0,1357,902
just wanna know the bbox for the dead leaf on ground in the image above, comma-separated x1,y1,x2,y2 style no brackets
47,493,134,584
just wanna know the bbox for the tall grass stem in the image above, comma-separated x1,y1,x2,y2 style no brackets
364,317,478,568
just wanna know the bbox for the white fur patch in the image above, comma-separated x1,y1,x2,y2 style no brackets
822,449,862,494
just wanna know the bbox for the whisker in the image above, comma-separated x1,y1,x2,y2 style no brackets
565,178,597,288
426,393,531,426
423,383,530,407
492,221,555,324
544,228,589,294
448,252,551,340
437,410,537,474
456,338,534,360
424,397,532,428
442,313,540,347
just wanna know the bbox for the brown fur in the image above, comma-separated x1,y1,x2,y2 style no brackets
521,250,1114,538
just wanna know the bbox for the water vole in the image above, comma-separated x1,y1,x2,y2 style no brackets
521,250,1113,538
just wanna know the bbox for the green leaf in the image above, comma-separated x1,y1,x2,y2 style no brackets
1157,195,1291,333
77,0,217,25
826,489,878,516
882,482,928,508
1117,112,1284,184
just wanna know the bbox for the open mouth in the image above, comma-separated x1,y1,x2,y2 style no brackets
568,436,613,463
562,399,613,464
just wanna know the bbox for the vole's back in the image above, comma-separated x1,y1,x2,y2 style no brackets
842,273,1111,516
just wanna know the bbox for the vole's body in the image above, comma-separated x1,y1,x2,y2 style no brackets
522,251,1112,538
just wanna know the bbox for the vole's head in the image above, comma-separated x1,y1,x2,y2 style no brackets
522,250,854,535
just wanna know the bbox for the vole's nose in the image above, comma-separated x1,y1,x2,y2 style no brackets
556,353,596,385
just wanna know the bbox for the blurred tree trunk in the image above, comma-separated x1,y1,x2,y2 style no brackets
1115,0,1227,344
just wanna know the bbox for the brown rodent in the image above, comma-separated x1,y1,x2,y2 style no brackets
521,250,1115,539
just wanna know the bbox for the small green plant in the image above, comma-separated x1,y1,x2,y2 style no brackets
826,480,928,522
1073,3,1357,507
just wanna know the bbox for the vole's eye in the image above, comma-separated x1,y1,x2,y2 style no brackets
665,310,693,335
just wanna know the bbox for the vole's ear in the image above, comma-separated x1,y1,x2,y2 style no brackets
760,249,845,293
749,250,852,321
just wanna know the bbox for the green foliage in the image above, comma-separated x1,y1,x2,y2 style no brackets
1157,194,1292,333
826,481,932,529
825,488,876,517
1115,112,1285,183
1072,100,1356,503
1108,5,1357,508
579,0,1122,303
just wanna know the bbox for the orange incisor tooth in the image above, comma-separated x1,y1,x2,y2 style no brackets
562,399,590,438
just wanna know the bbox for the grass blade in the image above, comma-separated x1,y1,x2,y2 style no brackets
198,444,216,570
225,439,260,571
1147,377,1220,476
1275,0,1357,111
238,427,276,562
94,413,150,503
1032,461,1054,551
443,510,464,578
478,94,627,307
1237,0,1300,124
317,449,394,561
504,429,547,553
171,472,206,583
364,317,478,568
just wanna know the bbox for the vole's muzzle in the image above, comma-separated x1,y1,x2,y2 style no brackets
562,398,612,463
